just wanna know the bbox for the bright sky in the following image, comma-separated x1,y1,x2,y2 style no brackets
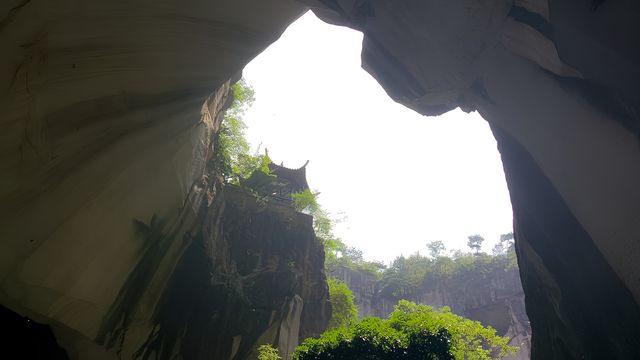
242,11,513,263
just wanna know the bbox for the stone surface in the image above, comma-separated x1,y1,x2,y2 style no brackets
120,185,329,360
0,1,310,358
493,125,640,360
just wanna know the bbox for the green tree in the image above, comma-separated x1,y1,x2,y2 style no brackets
326,278,358,330
218,79,261,182
427,241,446,258
292,189,339,253
233,149,271,183
389,301,516,360
467,235,484,255
292,189,320,214
258,345,281,360
499,232,514,242
293,300,516,360
500,232,515,252
493,232,515,256
378,253,430,299
326,245,386,278
449,249,465,259
492,242,506,256
370,241,522,300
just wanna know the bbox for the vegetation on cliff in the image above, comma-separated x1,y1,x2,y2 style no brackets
294,300,516,360
217,79,278,188
377,246,517,300
326,278,358,330
326,232,517,300
218,80,247,172
292,189,335,247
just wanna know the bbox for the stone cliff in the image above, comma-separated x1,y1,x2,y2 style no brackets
124,185,330,360
328,261,531,360
2,0,640,358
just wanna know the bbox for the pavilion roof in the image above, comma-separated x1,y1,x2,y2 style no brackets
265,149,309,193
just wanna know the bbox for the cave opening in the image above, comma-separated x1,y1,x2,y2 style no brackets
243,11,515,267
235,10,531,359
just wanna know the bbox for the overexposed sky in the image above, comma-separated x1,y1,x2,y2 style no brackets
242,12,513,263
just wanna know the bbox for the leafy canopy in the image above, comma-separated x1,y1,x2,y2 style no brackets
217,79,276,185
378,249,518,299
466,235,485,255
293,300,516,360
292,189,334,242
258,345,281,360
427,241,446,258
493,232,515,255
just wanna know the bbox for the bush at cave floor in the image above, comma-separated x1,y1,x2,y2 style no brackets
293,300,516,360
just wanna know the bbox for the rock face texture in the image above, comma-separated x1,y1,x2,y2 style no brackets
122,185,329,360
2,0,303,346
328,264,531,360
2,0,640,359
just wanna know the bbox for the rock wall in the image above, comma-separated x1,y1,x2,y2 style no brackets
0,0,313,358
0,0,304,334
2,0,640,358
124,185,329,360
328,263,531,360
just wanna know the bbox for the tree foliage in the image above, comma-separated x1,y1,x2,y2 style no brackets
217,79,274,185
466,235,484,255
325,239,387,278
388,301,515,360
499,232,514,242
292,189,320,214
327,278,359,330
293,300,516,360
377,245,518,300
493,232,515,256
292,189,333,241
233,150,271,184
427,241,446,258
258,345,281,360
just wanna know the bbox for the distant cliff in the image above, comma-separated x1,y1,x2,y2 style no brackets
327,255,531,360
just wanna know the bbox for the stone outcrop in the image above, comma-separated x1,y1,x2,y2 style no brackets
2,0,640,358
328,263,531,360
119,185,329,360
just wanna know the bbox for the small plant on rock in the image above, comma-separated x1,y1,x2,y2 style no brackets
258,344,281,360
